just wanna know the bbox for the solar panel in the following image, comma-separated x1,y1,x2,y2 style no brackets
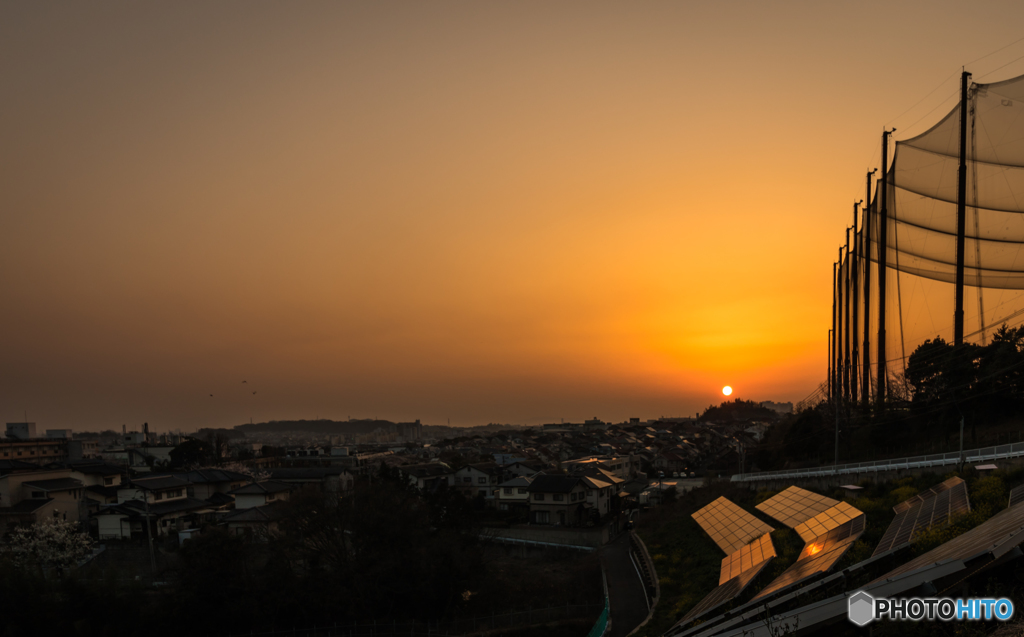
755,486,838,529
679,556,774,625
1009,484,1024,508
873,477,971,556
693,497,775,555
870,501,1024,585
720,533,776,584
753,515,865,600
793,501,862,542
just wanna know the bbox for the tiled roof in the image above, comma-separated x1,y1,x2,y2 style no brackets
527,475,581,494
221,502,288,523
120,497,210,516
130,476,190,491
0,499,53,515
206,492,236,507
400,464,452,478
67,461,123,476
85,485,120,498
267,468,348,481
167,469,249,484
22,478,84,492
229,481,292,495
0,459,41,473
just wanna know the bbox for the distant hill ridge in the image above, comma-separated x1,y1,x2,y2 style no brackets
234,419,407,435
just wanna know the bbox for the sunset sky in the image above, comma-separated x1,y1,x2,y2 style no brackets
4,1,1024,431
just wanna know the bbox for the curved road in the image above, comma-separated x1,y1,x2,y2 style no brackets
602,532,651,637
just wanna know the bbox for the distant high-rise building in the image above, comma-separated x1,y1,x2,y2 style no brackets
5,422,37,440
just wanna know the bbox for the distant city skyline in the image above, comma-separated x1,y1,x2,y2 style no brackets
4,2,1024,431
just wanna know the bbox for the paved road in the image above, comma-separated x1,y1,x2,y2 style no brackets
602,532,650,637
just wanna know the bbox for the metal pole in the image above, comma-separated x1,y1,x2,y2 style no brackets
877,130,891,412
828,328,833,400
862,169,876,406
851,202,861,406
955,70,971,346
832,262,838,401
844,226,852,404
838,247,845,405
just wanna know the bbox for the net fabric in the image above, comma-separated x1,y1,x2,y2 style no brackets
837,73,1024,396
865,73,1024,288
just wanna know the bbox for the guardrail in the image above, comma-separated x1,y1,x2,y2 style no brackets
731,442,1024,482
626,530,660,637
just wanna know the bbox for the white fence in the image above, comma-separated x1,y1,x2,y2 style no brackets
731,442,1024,482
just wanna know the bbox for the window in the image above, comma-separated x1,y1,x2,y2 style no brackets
553,494,564,501
518,488,528,494
500,503,509,511
463,477,472,483
154,492,163,501
534,511,550,524
478,477,487,484
534,493,545,501
503,488,513,495
570,493,576,502
104,477,114,486
267,493,275,500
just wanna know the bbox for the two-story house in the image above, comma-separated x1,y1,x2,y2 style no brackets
398,463,455,492
494,475,532,514
453,462,503,500
228,481,292,509
95,476,210,539
0,469,87,535
527,475,589,527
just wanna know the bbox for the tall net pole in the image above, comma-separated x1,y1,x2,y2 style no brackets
954,70,971,346
851,204,861,407
844,227,852,403
838,246,845,405
877,131,891,413
832,261,838,401
862,169,875,406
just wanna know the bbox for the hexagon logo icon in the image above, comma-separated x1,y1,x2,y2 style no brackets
848,591,875,626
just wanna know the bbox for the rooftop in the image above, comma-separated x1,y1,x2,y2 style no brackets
22,478,84,492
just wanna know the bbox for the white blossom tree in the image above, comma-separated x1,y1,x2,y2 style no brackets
219,461,271,483
5,518,94,574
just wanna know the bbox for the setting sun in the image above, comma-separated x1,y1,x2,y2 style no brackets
722,386,733,396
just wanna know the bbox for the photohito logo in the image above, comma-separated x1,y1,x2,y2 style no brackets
848,591,1014,626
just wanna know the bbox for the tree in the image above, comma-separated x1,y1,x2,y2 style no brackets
168,437,215,469
4,518,93,575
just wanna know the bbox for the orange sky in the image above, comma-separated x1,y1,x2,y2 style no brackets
4,2,1024,431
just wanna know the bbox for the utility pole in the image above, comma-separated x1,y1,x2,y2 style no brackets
954,70,972,345
862,169,876,406
140,483,157,574
852,203,862,406
877,130,892,413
